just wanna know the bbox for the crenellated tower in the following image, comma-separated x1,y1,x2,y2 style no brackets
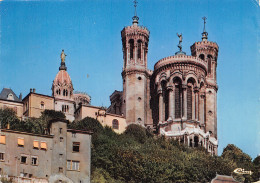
190,17,219,139
121,1,152,126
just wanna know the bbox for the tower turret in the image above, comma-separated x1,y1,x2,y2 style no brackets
52,50,75,121
190,17,219,138
121,1,151,126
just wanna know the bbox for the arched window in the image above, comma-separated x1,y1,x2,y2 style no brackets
137,40,142,59
40,101,45,109
207,55,213,74
187,85,192,120
63,89,66,96
129,39,134,59
112,119,119,129
199,54,205,60
190,139,193,147
174,78,182,118
56,89,59,95
194,136,199,147
58,89,61,95
7,93,14,100
66,89,68,96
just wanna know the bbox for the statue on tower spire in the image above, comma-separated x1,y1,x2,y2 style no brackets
132,0,139,25
202,16,208,41
175,33,186,55
59,49,67,71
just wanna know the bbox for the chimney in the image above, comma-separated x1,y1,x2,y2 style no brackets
30,88,32,93
33,88,36,93
19,93,22,100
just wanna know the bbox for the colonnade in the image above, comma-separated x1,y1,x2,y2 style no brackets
157,78,205,123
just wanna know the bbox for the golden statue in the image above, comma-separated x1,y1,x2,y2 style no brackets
60,49,67,63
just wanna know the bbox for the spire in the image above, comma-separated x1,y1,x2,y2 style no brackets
59,49,67,71
202,16,208,41
132,0,139,25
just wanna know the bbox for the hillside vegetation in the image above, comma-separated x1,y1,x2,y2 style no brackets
0,108,259,182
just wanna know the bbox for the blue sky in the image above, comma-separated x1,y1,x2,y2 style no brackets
0,0,259,158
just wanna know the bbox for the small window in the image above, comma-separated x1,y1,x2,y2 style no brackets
62,105,69,112
31,156,38,165
40,142,47,150
21,155,27,164
138,76,142,80
199,54,205,60
59,167,63,173
33,140,39,149
18,138,24,147
7,93,14,100
59,128,62,134
72,132,76,138
67,160,80,171
73,142,80,152
40,101,45,109
112,119,119,129
138,97,141,101
60,137,63,142
0,135,6,144
0,153,4,161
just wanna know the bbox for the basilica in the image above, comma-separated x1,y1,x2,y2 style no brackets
107,13,219,154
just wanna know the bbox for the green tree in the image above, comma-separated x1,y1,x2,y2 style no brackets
252,155,260,181
222,144,254,182
124,124,147,143
68,117,103,134
0,108,19,128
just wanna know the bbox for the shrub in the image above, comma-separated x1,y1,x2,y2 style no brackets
124,124,147,143
68,117,103,134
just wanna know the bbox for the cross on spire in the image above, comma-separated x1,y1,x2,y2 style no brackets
202,16,208,41
132,0,139,25
134,0,138,17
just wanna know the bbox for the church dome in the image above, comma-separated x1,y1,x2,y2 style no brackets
53,70,72,86
52,50,74,99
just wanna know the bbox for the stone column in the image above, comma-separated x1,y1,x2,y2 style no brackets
194,87,199,121
167,85,174,119
200,93,205,124
134,43,137,64
182,84,187,119
126,45,129,65
192,88,196,120
158,89,163,122
142,43,145,65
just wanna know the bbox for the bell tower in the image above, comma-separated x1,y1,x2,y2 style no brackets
190,17,219,138
52,50,75,121
121,0,151,126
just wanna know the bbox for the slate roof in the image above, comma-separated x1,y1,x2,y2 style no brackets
0,88,21,102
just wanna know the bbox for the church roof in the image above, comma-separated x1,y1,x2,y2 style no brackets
0,88,21,102
53,70,72,86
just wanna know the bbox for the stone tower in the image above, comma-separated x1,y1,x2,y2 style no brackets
121,3,152,126
190,17,219,138
52,50,75,121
